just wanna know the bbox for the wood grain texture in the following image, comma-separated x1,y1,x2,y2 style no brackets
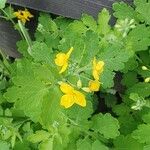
7,0,132,19
0,19,21,58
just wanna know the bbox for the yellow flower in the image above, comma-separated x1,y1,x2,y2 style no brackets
89,80,100,92
92,57,104,80
14,9,33,23
60,83,86,108
55,47,73,74
82,80,100,93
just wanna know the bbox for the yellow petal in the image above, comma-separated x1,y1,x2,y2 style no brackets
66,47,73,58
73,90,86,107
24,9,33,18
60,83,74,94
21,18,26,23
59,62,68,74
89,80,100,92
55,53,67,66
60,94,74,108
93,70,99,80
96,61,104,72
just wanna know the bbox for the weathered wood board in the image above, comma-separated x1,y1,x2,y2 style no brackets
7,0,132,19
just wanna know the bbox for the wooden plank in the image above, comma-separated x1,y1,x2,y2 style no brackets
0,19,21,58
7,0,132,19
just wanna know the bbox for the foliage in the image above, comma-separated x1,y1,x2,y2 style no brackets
0,0,150,149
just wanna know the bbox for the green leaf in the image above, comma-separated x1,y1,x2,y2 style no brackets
142,112,150,124
5,76,48,121
38,13,58,33
64,100,93,127
0,140,9,150
144,145,150,150
99,44,130,88
113,2,137,20
16,40,29,57
113,135,144,150
77,138,92,150
14,141,30,150
117,115,137,135
81,14,97,32
0,0,6,9
122,57,138,73
33,63,60,84
31,42,53,64
126,83,150,98
4,6,15,20
126,25,150,52
97,8,110,35
39,139,53,150
53,124,71,150
80,31,99,66
27,130,50,143
112,104,130,116
58,30,100,68
55,17,72,31
122,72,138,88
92,140,109,150
132,124,150,144
68,20,87,34
135,0,150,25
35,13,60,49
40,87,62,126
91,113,120,139
4,60,50,122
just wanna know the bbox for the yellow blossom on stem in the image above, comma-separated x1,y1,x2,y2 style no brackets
82,80,100,93
55,47,73,74
60,82,86,108
92,57,104,80
14,9,33,23
88,80,100,92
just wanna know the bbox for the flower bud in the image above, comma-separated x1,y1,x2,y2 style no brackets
77,79,82,88
82,87,91,93
142,66,148,71
145,77,150,83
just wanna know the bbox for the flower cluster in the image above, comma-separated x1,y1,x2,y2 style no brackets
55,47,104,108
83,57,104,93
115,18,136,37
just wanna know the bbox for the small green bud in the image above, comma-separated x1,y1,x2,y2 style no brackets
77,79,82,88
142,66,148,71
145,77,150,83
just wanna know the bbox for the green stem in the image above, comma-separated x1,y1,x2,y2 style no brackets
61,112,108,144
0,8,15,25
135,54,143,64
77,44,86,68
78,74,92,81
0,50,11,75
75,64,91,74
0,15,7,19
18,20,32,55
